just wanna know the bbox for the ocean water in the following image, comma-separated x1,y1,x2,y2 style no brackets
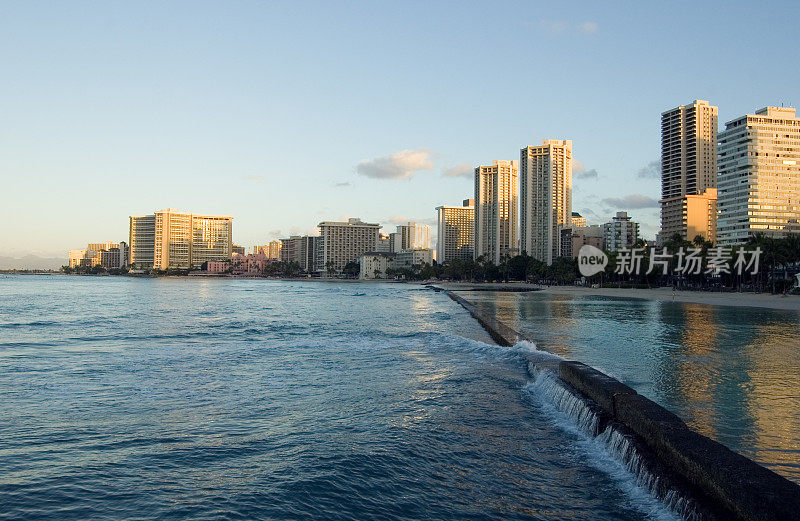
461,290,800,484
0,276,683,521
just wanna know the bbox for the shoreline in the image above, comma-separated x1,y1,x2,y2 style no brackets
435,281,800,312
543,285,800,312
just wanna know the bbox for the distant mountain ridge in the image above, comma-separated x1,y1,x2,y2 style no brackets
0,255,64,270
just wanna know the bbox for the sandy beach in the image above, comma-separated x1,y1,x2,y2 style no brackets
543,286,800,311
435,282,800,312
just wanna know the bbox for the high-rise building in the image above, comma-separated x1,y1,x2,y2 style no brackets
129,209,232,270
391,222,432,252
254,240,282,259
317,218,380,274
520,140,573,264
718,106,800,244
436,199,475,263
475,160,518,264
571,212,587,228
603,211,640,252
280,235,318,273
661,100,718,241
129,215,156,269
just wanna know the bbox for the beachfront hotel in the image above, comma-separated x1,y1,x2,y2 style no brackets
436,199,475,263
717,106,800,245
129,209,233,270
280,235,318,273
316,217,380,273
390,222,432,253
474,160,518,264
660,100,719,242
520,140,573,265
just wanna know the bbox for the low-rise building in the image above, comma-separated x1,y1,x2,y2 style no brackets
231,253,274,274
357,249,433,279
394,249,434,270
207,260,230,273
358,252,395,279
68,242,128,268
376,233,391,252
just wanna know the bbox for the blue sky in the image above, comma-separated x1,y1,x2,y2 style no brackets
2,1,799,259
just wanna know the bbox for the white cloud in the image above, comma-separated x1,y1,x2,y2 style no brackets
601,194,660,209
442,162,473,178
573,160,598,180
385,215,438,227
356,149,434,179
242,174,267,183
579,21,598,34
636,160,661,179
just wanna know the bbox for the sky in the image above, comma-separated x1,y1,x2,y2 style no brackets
1,1,799,262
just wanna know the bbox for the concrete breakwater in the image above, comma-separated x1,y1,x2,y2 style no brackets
436,286,800,521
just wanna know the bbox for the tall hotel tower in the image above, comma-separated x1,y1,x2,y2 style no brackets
717,106,800,244
661,100,718,242
474,160,518,264
316,218,380,273
436,199,475,263
129,209,233,270
520,140,572,264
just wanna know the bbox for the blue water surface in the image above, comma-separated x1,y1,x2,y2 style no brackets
0,276,676,521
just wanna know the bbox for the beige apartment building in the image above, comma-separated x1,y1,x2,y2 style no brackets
475,160,518,264
129,209,233,270
254,240,282,259
68,242,128,269
717,106,800,245
660,100,718,241
280,235,318,273
560,225,604,259
436,199,475,263
520,140,572,264
684,188,718,244
391,222,432,252
317,218,380,273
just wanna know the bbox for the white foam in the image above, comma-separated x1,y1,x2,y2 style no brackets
525,369,701,521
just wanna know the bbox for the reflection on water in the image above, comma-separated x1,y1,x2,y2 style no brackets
464,290,800,483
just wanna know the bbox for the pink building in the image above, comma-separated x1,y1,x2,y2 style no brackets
231,253,273,274
207,261,230,274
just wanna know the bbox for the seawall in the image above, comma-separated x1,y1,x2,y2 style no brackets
436,286,800,521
